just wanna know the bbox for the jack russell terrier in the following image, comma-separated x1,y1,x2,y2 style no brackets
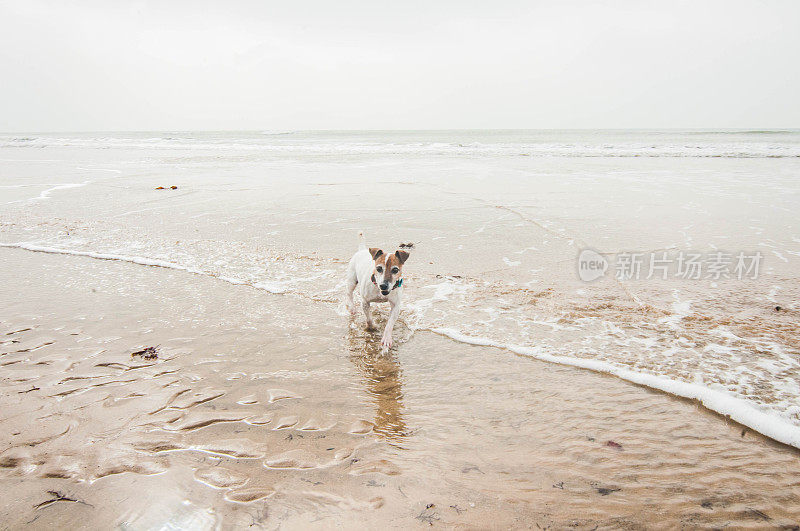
345,231,410,349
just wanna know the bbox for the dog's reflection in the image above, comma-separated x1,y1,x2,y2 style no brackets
347,327,408,444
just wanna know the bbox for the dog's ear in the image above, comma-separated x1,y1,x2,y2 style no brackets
395,249,409,264
369,248,384,260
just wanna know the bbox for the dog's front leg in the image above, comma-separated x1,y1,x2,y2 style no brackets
381,301,400,349
362,300,374,330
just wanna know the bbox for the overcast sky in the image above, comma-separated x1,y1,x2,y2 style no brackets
1,0,798,131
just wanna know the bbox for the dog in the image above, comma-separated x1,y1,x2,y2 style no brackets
345,231,410,349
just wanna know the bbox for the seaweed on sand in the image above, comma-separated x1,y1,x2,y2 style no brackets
131,345,159,360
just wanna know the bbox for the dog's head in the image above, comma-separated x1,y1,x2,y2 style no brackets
369,247,409,296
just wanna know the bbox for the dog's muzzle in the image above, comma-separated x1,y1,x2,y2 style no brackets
372,274,402,296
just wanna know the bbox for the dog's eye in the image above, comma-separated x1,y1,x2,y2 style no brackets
391,267,399,274
376,266,383,273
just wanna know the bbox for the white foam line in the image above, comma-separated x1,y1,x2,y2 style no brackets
1,242,201,271
0,242,287,294
5,181,90,204
431,327,800,450
35,182,89,200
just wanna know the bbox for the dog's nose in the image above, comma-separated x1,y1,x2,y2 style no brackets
379,282,389,291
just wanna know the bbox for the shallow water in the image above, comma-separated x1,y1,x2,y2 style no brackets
2,250,800,528
1,130,799,445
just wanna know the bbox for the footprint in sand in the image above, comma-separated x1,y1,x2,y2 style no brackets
334,448,354,461
350,459,401,476
132,440,185,453
225,487,275,503
193,439,265,459
264,449,320,469
94,458,169,479
244,413,273,425
273,416,299,429
169,388,225,409
299,418,334,431
267,389,301,403
349,419,375,434
163,411,246,431
194,467,249,489
236,394,258,405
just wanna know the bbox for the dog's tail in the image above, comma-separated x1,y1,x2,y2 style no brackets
358,230,366,251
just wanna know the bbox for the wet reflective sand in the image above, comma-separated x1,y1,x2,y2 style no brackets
2,249,799,529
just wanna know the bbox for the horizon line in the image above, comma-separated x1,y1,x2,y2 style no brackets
3,127,800,134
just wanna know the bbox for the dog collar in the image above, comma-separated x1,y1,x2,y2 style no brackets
371,275,404,290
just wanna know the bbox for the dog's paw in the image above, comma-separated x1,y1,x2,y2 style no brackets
381,334,393,349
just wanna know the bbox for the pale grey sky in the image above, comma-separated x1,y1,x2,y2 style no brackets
1,0,798,131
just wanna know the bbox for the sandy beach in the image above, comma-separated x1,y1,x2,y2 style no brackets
2,131,800,528
2,248,800,529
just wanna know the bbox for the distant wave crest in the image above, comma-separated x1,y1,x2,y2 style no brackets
2,132,800,158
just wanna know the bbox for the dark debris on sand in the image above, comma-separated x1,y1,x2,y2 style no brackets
34,491,92,510
399,242,415,249
155,185,178,190
416,503,439,525
744,508,771,521
131,346,159,360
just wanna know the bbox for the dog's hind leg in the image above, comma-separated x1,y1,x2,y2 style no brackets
345,276,357,316
344,257,359,316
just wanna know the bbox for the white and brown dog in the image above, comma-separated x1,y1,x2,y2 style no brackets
345,231,410,349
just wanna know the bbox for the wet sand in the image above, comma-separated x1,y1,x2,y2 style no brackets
2,248,800,529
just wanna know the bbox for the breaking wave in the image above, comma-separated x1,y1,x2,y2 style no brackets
2,131,800,158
